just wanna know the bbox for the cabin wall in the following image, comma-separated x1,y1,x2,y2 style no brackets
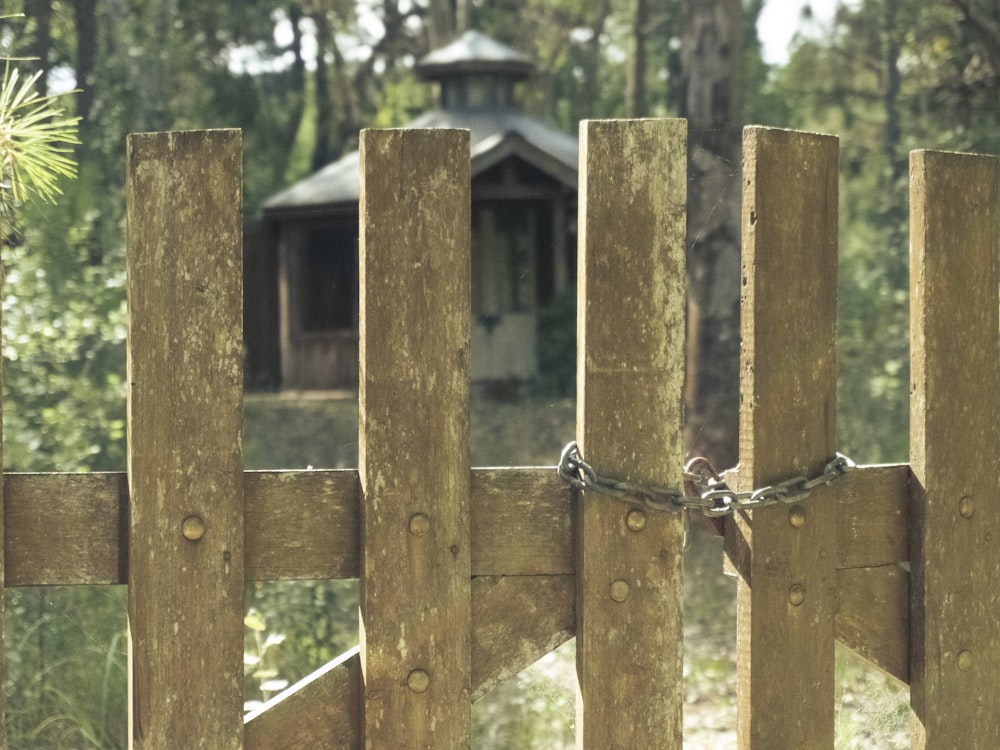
259,158,577,391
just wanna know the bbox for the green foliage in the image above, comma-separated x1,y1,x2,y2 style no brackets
3,181,126,472
473,644,576,748
372,69,434,128
243,581,360,712
767,0,1000,463
834,644,909,748
534,287,576,397
0,64,79,205
7,587,127,750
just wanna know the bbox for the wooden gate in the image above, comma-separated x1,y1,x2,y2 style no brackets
3,121,999,748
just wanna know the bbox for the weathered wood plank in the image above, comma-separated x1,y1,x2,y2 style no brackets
909,149,1000,747
470,575,575,701
833,463,911,685
836,463,909,569
7,463,906,586
358,128,472,747
576,118,687,748
835,565,909,684
6,467,573,585
126,130,245,750
5,472,129,586
727,126,839,748
470,468,573,576
244,647,362,750
243,470,359,581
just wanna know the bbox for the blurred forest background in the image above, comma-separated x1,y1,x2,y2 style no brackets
3,0,999,746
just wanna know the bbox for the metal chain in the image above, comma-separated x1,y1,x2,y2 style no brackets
557,441,855,517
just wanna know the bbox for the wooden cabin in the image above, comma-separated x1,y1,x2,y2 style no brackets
249,31,578,391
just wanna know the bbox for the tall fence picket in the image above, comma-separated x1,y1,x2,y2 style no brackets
729,126,840,748
909,149,1000,747
358,128,473,747
576,118,687,747
126,129,245,749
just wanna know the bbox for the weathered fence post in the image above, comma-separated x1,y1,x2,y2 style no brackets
909,149,1000,747
358,128,472,747
126,130,245,749
575,118,687,747
728,126,839,748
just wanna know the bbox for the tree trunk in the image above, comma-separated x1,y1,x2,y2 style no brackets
425,0,455,49
74,0,98,129
680,0,743,467
582,0,611,121
883,0,902,182
26,0,52,97
311,8,335,170
627,0,649,117
280,3,307,161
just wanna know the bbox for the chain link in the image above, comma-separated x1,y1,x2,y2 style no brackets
557,441,855,517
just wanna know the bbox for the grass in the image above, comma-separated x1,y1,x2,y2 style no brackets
243,391,576,469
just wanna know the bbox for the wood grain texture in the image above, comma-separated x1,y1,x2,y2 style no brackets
5,472,128,586
470,468,573,576
836,464,909,569
909,149,1000,747
6,467,573,585
834,463,911,685
576,118,687,749
126,130,245,750
243,469,359,581
835,565,909,684
729,126,839,749
358,128,472,748
244,647,362,750
8,463,909,586
470,575,575,701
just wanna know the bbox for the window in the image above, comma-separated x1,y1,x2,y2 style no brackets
297,223,359,332
471,201,548,319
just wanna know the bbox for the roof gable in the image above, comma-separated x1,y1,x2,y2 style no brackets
263,116,577,218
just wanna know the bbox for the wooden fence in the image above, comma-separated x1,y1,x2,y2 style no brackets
2,121,999,748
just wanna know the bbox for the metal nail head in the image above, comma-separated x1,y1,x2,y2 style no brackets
788,583,806,607
408,669,430,693
182,515,205,541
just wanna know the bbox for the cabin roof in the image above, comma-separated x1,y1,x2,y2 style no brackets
416,30,534,79
262,110,578,218
261,31,578,220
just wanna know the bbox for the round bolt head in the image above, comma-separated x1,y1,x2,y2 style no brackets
788,583,806,607
958,650,973,671
959,496,975,519
626,509,647,532
609,579,630,603
407,669,430,693
181,515,205,541
788,505,806,529
409,512,431,537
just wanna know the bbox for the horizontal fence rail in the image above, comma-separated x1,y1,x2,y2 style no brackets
0,123,998,749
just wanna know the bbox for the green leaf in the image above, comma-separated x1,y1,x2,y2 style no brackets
244,609,267,632
0,62,80,210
